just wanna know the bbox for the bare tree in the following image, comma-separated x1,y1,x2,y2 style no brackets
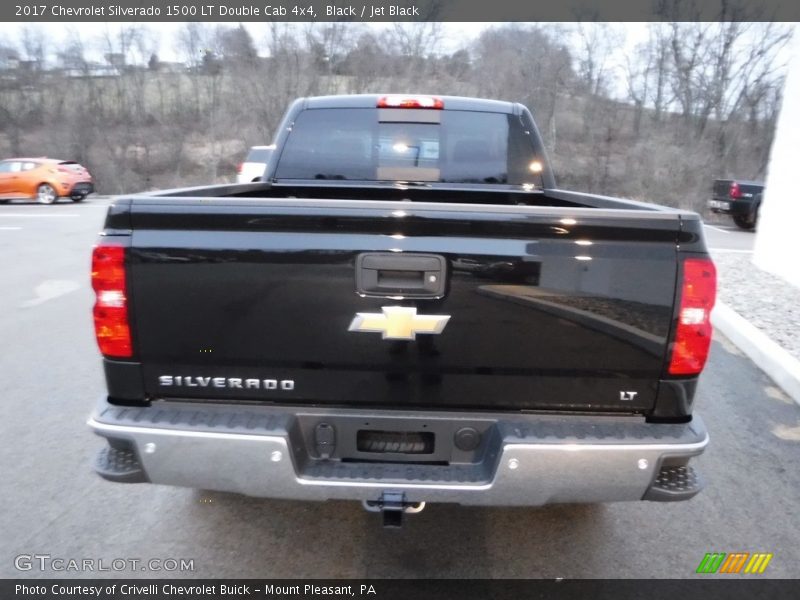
220,25,258,65
666,22,710,129
385,22,442,59
573,22,625,97
304,22,357,87
340,31,390,93
0,21,791,210
51,32,98,168
625,23,673,133
471,24,574,152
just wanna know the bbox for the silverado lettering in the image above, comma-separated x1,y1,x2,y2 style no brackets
158,376,295,390
88,94,717,527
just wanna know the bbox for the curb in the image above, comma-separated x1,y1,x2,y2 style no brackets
711,301,800,406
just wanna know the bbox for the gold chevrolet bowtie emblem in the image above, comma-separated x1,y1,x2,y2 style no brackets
348,306,451,340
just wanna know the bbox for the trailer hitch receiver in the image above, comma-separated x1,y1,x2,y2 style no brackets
362,491,426,528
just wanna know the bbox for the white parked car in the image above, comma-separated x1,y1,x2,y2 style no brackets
236,145,275,183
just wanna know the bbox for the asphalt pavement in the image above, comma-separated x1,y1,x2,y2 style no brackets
702,222,756,253
0,198,798,579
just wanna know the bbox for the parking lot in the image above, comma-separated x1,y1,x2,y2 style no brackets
1,197,798,579
702,221,757,253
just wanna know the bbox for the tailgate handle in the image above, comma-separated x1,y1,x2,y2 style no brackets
356,253,446,298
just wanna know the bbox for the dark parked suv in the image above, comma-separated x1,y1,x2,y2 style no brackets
708,179,764,230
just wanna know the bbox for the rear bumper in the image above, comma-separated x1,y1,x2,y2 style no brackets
88,398,708,506
67,182,94,197
708,198,755,215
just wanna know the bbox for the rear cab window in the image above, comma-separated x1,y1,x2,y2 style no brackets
274,107,539,186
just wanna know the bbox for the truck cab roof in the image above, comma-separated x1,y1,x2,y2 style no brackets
302,94,519,114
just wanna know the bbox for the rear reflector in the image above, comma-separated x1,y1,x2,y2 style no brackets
668,258,717,376
377,95,444,109
91,242,132,358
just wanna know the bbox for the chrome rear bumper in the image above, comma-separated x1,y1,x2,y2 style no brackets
88,399,708,506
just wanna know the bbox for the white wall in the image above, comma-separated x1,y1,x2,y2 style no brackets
753,28,800,289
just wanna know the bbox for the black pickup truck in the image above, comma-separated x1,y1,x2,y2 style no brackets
708,178,764,230
88,95,716,525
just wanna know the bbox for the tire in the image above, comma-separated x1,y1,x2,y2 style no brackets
732,215,755,230
37,183,58,205
71,194,86,203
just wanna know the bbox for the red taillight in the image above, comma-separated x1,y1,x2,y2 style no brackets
729,182,742,199
668,258,717,376
91,243,132,358
377,95,444,109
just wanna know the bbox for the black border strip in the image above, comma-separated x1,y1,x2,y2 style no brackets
3,579,800,600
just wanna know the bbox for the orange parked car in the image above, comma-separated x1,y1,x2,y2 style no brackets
0,157,95,204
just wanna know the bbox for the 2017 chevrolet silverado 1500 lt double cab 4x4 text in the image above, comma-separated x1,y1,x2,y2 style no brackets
88,95,716,526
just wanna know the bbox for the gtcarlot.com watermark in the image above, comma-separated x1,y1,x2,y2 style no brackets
14,554,195,573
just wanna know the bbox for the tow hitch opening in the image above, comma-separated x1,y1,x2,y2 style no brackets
362,491,426,528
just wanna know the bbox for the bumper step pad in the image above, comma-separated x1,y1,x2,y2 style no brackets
95,445,147,483
644,464,704,501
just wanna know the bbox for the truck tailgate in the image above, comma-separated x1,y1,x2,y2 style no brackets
126,198,680,413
